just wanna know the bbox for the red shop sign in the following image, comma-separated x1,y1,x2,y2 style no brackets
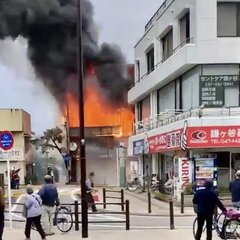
148,129,183,153
187,126,240,148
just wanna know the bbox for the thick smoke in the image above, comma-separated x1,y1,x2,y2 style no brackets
0,0,132,106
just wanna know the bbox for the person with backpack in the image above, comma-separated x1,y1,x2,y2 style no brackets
193,180,226,240
24,185,46,240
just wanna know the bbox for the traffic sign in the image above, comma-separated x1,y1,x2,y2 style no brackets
0,131,14,150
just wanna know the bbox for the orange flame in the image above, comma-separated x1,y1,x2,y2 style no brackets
65,78,133,137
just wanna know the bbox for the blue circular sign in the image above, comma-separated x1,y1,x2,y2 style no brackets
0,131,14,150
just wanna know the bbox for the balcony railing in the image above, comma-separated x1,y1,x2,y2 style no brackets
134,37,194,84
145,0,175,31
134,107,240,135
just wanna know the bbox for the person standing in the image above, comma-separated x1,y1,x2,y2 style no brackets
193,180,226,240
85,172,97,212
38,175,60,236
0,188,4,240
24,185,46,240
229,170,240,208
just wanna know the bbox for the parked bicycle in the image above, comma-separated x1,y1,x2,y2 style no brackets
193,209,240,239
126,177,143,192
32,205,73,233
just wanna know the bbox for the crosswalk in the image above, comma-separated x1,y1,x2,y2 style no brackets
6,186,126,229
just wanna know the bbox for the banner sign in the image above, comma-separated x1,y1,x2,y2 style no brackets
133,139,144,155
148,129,183,153
187,126,240,148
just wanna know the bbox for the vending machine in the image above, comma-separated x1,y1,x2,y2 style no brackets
193,154,218,191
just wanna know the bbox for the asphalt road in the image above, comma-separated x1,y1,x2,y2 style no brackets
5,185,196,232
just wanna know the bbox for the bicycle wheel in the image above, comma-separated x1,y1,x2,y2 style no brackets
127,182,139,192
223,219,240,239
193,217,207,238
55,206,73,233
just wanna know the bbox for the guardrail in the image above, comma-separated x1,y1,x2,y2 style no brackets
74,200,130,231
5,200,130,231
103,188,125,212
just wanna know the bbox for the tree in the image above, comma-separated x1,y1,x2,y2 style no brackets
31,127,65,155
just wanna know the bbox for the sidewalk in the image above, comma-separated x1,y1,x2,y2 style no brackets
98,189,195,216
3,228,220,240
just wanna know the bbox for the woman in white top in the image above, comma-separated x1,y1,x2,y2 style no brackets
24,185,46,240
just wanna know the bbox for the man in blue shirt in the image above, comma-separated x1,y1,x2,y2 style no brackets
38,175,60,236
193,180,226,240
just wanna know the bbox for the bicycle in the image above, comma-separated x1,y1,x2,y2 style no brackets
32,205,73,233
193,209,240,240
126,177,143,192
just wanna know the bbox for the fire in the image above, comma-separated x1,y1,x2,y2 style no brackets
65,78,133,137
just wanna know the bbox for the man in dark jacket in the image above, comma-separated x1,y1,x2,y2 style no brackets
229,170,240,208
193,180,226,240
38,175,60,236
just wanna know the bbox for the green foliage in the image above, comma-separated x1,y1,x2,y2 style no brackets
183,183,194,195
218,185,230,196
31,127,64,154
154,191,170,201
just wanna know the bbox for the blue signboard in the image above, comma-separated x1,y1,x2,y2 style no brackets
0,131,14,151
133,139,144,156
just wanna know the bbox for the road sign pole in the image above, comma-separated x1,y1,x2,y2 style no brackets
7,158,12,229
0,130,14,230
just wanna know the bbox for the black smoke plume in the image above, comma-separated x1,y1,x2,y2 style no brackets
0,0,132,106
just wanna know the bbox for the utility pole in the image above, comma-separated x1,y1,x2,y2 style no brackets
77,0,88,238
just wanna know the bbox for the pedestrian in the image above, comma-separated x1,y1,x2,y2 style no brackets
229,170,240,208
85,172,97,212
47,167,54,183
0,188,5,240
14,172,20,189
24,185,46,240
38,175,60,236
193,180,226,240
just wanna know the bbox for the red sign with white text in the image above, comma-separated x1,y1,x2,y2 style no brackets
187,126,240,148
148,129,183,153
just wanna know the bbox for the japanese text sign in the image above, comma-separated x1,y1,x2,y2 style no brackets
148,129,183,153
187,126,240,148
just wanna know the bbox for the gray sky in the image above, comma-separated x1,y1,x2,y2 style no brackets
0,0,162,133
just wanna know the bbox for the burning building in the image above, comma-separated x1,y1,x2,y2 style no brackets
66,65,134,185
0,0,134,186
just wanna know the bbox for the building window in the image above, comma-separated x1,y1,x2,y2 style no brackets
137,96,151,122
146,48,154,74
162,29,173,61
157,81,175,113
217,2,240,37
136,60,140,81
180,11,190,44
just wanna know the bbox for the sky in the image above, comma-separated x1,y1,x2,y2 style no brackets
0,0,162,133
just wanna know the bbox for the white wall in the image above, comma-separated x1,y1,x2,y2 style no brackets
129,0,240,104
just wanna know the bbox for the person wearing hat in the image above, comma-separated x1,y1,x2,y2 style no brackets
193,180,226,240
24,185,46,240
229,170,240,208
38,175,60,236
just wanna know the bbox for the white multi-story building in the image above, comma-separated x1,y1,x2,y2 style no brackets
128,0,240,198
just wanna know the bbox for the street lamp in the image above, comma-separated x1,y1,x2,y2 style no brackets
77,0,88,238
